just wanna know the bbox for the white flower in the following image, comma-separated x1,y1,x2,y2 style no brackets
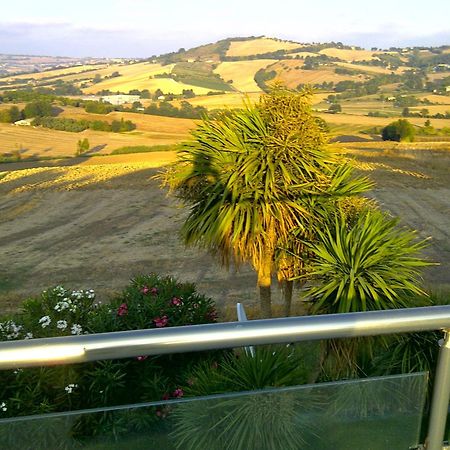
0,402,6,412
39,316,51,328
0,320,23,339
54,301,70,312
54,286,67,297
24,332,33,339
71,324,83,335
56,320,68,330
64,383,78,394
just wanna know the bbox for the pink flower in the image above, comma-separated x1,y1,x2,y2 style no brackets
170,297,183,307
117,303,128,316
136,355,148,361
141,286,149,295
150,287,159,296
154,315,169,328
206,309,218,321
172,388,184,398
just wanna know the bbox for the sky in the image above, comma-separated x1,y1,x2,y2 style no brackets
0,0,449,58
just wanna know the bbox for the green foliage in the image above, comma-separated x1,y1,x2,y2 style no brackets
0,105,22,123
327,103,342,113
304,210,430,314
111,144,174,155
23,100,53,118
85,101,114,114
0,274,218,429
172,345,318,450
76,138,90,156
382,119,415,142
164,86,371,317
170,62,233,91
32,116,136,133
145,100,207,119
254,68,277,91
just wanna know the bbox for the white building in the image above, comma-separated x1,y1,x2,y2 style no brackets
100,94,141,106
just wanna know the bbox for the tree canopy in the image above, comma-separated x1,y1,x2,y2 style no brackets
164,86,371,317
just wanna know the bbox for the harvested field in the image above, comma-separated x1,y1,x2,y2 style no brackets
226,38,301,57
0,145,449,317
213,60,274,92
318,112,450,129
271,61,362,88
0,112,194,158
417,94,450,104
319,48,387,61
175,92,260,109
3,64,108,82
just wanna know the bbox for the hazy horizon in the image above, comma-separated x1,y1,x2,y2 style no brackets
0,0,449,58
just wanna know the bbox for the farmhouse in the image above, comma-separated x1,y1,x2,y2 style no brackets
100,94,141,105
14,119,32,126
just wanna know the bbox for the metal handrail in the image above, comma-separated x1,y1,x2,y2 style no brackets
1,305,449,450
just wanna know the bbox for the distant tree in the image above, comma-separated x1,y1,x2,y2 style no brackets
182,89,196,99
420,108,429,117
23,100,53,118
140,89,151,99
0,105,22,123
382,119,415,142
76,138,90,156
402,107,410,117
92,74,102,84
153,89,164,100
328,103,342,114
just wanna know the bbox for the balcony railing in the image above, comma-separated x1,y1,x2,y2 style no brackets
0,305,449,449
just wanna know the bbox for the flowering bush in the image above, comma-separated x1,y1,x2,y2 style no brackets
89,274,217,333
0,273,219,443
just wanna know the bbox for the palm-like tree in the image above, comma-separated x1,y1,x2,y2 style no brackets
164,87,371,317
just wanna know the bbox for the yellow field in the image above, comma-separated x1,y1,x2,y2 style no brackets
334,61,409,75
226,38,301,57
319,48,386,61
213,60,275,92
410,105,450,115
270,60,359,88
317,112,450,129
81,62,218,95
0,111,195,158
417,94,450,104
179,92,261,109
427,72,450,81
60,107,197,135
287,52,319,58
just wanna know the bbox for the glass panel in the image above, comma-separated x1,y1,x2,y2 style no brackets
0,373,428,450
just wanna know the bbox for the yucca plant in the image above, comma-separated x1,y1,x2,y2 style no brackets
305,210,431,314
171,345,320,450
297,209,432,378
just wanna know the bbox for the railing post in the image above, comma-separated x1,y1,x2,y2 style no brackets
427,330,450,450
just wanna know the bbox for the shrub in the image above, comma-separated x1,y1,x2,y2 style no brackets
0,274,218,431
382,119,415,142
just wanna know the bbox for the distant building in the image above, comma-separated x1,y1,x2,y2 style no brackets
14,119,32,126
100,94,141,105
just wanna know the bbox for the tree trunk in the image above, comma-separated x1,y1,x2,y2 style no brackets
283,280,294,317
258,259,272,318
259,284,272,318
